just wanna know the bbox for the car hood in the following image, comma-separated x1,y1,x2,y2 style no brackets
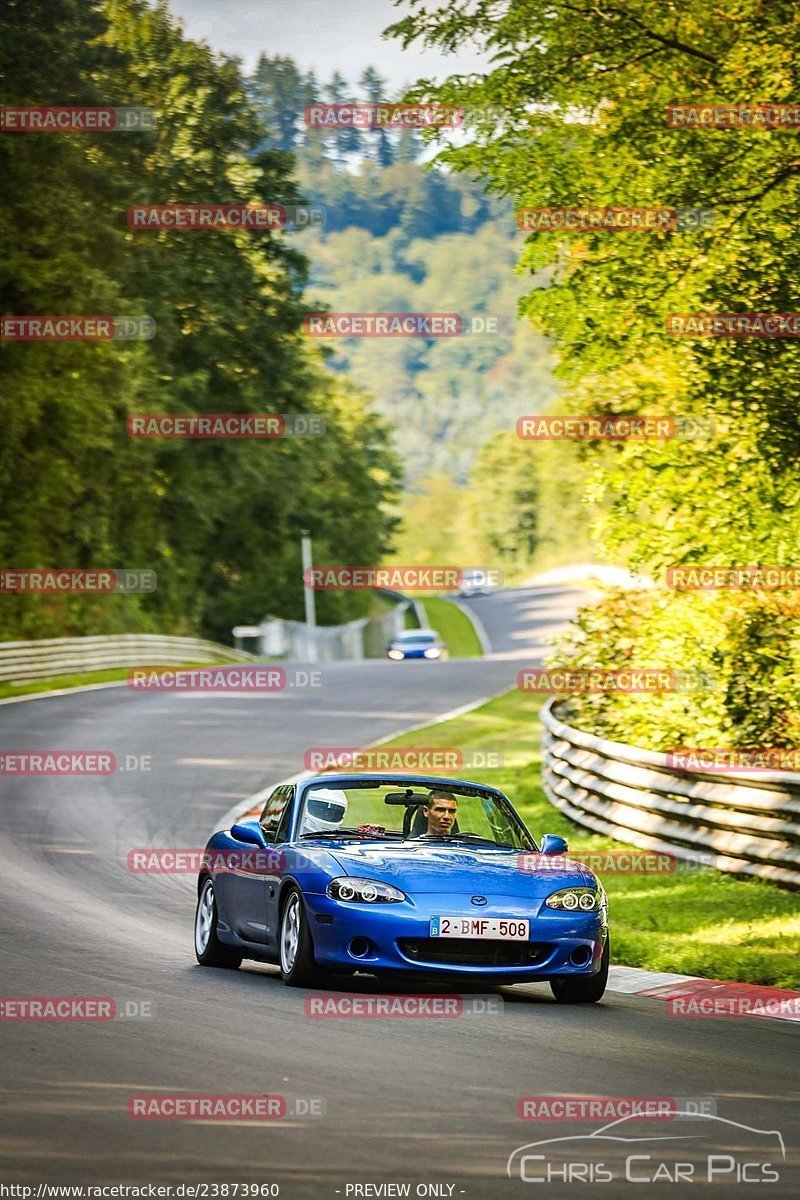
321,842,594,896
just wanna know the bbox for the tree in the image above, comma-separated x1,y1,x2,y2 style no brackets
325,70,360,164
387,0,800,573
248,54,306,152
387,0,800,745
0,0,399,639
359,66,394,167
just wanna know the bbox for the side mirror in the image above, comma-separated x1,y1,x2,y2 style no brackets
231,819,268,847
540,833,569,856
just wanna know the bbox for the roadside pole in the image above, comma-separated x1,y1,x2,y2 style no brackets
301,530,317,662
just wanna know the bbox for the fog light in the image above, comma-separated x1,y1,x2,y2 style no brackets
570,946,592,967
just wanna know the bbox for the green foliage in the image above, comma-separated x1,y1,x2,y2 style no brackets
469,431,538,571
0,0,399,641
304,223,557,485
246,51,592,572
551,589,800,750
388,0,800,744
418,596,483,658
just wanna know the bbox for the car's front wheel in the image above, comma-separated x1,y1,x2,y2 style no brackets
550,936,609,1004
195,878,242,969
279,888,327,987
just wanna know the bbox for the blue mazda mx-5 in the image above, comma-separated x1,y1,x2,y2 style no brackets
194,773,609,1003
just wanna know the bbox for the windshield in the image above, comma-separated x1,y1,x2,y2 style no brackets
297,781,533,849
397,631,436,644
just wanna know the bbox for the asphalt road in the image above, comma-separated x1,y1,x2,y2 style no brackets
0,585,797,1197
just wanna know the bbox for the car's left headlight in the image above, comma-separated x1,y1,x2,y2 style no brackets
327,877,406,903
545,885,606,912
387,649,404,660
423,648,441,658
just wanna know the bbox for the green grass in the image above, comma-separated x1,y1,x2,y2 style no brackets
377,688,800,988
418,596,483,658
0,661,251,701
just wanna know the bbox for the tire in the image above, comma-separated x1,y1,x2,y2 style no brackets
195,877,242,969
279,888,327,987
550,936,609,1004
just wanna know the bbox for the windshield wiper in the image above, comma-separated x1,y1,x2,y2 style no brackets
413,834,517,849
298,828,402,840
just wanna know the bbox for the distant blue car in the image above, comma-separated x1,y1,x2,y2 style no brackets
194,774,609,1002
386,628,447,660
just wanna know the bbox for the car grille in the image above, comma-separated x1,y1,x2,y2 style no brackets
398,938,553,967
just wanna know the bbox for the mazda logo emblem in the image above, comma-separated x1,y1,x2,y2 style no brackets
470,895,488,906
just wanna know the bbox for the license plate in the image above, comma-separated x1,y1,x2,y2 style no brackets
430,916,529,940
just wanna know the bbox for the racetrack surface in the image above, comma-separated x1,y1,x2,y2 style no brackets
1,585,798,1196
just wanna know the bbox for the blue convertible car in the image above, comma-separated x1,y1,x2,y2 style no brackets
194,773,609,1003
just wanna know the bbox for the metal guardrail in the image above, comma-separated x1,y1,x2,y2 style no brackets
257,606,406,663
375,587,426,630
255,591,416,663
541,698,800,890
0,634,254,683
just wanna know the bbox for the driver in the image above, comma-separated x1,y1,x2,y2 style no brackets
420,790,459,836
301,788,348,835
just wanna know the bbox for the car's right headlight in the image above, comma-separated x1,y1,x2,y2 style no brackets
327,877,406,903
545,886,606,913
387,649,404,660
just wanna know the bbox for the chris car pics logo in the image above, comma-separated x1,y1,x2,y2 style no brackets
507,1111,784,1184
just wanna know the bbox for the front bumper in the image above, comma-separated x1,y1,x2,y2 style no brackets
386,650,438,660
303,890,607,981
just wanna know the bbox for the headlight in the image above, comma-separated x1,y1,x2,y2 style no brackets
327,877,406,903
545,886,606,913
387,649,404,660
423,648,441,658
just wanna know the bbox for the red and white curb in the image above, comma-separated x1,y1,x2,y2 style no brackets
608,965,800,1024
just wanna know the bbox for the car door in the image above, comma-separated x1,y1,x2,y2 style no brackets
223,785,294,945
262,788,296,951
